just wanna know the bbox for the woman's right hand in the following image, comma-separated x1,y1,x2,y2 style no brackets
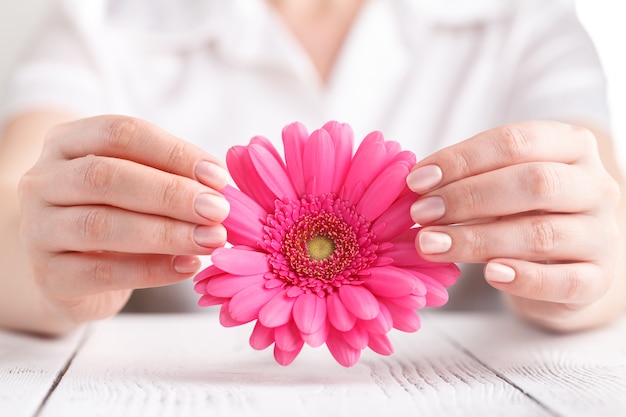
18,115,230,327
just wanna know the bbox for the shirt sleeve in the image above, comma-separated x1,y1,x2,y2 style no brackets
501,1,611,131
0,1,108,127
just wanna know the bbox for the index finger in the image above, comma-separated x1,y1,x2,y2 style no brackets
407,121,598,194
44,115,229,189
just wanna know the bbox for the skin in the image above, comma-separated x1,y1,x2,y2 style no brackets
1,0,624,334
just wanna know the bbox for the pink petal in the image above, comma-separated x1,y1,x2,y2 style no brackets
211,247,269,275
249,143,298,202
226,145,276,212
326,328,361,367
303,129,335,195
386,294,427,310
341,324,369,350
274,343,304,366
274,321,302,352
381,300,422,332
361,266,418,298
258,290,296,328
412,263,462,287
206,273,266,298
409,273,450,307
293,293,327,334
362,302,393,334
357,161,411,221
384,140,402,162
282,121,308,195
339,285,380,320
326,293,356,331
322,121,353,193
219,301,245,327
198,294,227,307
371,193,416,242
368,333,394,356
249,321,275,350
221,185,266,248
302,319,329,347
193,264,222,282
341,131,387,205
250,135,283,163
228,282,282,323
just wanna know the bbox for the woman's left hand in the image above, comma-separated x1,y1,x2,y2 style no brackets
407,121,623,331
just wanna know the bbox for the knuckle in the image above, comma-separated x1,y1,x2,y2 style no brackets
76,208,111,242
528,218,557,256
497,124,534,162
155,219,180,249
80,156,115,190
100,117,141,153
159,175,183,212
164,140,190,169
525,164,560,200
461,227,489,260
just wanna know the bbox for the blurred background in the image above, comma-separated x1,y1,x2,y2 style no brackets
0,0,624,167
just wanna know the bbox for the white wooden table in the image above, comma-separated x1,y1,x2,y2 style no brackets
1,311,625,417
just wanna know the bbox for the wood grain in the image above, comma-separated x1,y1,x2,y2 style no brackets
37,314,550,417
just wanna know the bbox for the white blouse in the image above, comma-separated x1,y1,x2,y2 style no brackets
0,0,610,311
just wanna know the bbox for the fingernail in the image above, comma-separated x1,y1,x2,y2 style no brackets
411,196,445,224
406,165,442,193
173,255,201,274
418,231,452,254
194,225,227,248
195,193,230,222
485,262,516,283
196,161,230,188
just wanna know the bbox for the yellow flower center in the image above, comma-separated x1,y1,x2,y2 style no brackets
306,235,336,260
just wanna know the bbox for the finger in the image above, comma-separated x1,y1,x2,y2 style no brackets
407,121,598,194
410,162,599,225
33,205,226,254
44,115,229,189
415,213,603,263
41,252,201,298
484,260,607,305
40,156,229,224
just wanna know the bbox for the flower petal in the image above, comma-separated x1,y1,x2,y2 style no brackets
371,193,416,242
326,293,356,331
274,321,302,352
282,121,308,195
357,161,411,221
226,145,276,212
249,321,275,350
381,300,421,332
368,333,394,356
258,290,296,328
386,294,427,310
228,282,282,323
274,343,304,366
362,302,393,334
206,273,266,298
302,320,329,348
198,294,227,307
222,185,267,247
219,301,244,327
339,285,380,320
322,121,353,193
361,266,418,298
211,248,269,275
326,328,361,367
303,129,335,195
249,143,298,202
341,131,387,205
293,293,328,335
341,324,369,350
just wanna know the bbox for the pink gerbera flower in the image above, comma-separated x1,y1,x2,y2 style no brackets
194,121,460,367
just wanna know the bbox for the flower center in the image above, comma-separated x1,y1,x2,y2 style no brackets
261,194,379,296
306,235,336,260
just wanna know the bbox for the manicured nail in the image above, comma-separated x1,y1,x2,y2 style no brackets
418,231,452,254
195,193,230,222
172,255,201,274
406,165,442,193
410,196,445,224
485,262,516,283
196,161,230,188
194,225,227,248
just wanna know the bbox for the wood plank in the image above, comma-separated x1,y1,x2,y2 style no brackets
0,327,85,417
39,313,550,417
432,312,626,417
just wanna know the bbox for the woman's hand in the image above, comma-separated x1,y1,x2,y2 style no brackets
18,115,230,328
407,121,624,331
